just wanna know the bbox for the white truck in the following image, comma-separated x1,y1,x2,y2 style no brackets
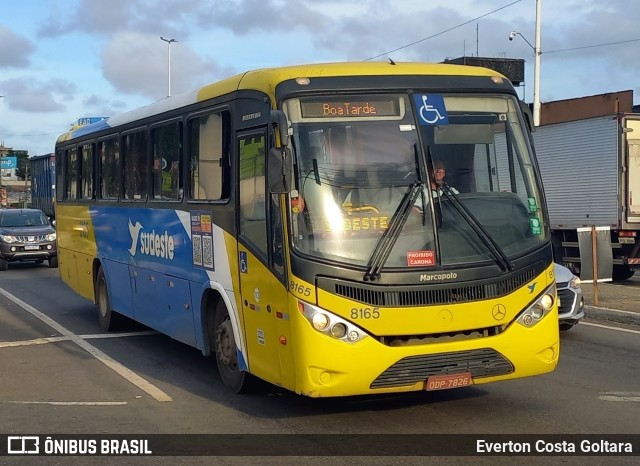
533,92,640,280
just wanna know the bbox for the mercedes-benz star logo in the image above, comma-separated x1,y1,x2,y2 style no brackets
492,304,507,321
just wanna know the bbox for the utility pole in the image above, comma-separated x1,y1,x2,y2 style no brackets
0,97,5,208
160,37,177,98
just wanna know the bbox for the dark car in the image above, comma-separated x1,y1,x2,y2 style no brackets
0,208,57,270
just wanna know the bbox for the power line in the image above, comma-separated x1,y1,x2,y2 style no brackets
364,0,523,61
545,37,640,54
0,131,62,138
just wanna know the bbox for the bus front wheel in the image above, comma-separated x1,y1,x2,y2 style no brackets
213,300,253,393
96,268,123,331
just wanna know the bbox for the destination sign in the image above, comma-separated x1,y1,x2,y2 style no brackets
300,99,400,118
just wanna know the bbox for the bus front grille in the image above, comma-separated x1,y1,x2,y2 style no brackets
328,267,536,307
370,348,514,389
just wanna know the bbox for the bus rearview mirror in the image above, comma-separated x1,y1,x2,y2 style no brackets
268,147,292,194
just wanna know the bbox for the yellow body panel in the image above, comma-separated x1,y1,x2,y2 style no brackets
283,265,559,397
288,307,558,397
317,267,555,336
56,204,98,302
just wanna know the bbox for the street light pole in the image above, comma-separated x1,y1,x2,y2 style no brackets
509,1,542,126
160,37,177,98
533,0,542,127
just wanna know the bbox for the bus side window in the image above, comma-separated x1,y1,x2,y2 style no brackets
99,138,120,200
238,132,267,257
123,130,148,201
65,147,78,200
152,121,183,201
189,112,227,201
80,144,94,200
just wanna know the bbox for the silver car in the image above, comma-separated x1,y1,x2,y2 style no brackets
555,263,585,331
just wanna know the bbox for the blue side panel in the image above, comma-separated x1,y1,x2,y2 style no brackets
71,119,112,138
191,284,206,352
89,206,209,283
90,206,211,346
102,259,135,318
130,273,196,347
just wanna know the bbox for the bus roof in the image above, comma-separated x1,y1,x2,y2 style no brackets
57,61,507,144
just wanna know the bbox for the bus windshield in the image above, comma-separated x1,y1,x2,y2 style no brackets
284,93,547,269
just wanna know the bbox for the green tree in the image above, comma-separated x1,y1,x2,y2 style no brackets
13,150,29,179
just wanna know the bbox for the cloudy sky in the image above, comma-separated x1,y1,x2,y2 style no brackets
1,0,639,156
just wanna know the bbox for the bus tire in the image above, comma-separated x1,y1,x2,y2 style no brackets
612,265,635,281
95,268,123,331
213,300,254,393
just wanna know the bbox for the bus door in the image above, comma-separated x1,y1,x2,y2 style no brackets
237,129,289,383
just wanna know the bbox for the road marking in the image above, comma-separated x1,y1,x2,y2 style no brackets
0,336,69,348
0,331,158,348
598,392,640,403
585,305,639,317
81,331,157,339
0,288,173,403
581,321,640,335
1,401,128,406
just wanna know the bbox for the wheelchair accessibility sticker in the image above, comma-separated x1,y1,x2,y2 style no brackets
239,251,248,273
413,94,449,126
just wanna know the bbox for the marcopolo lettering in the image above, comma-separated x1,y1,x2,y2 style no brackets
420,272,457,282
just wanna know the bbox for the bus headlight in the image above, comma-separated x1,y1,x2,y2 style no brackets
312,313,329,331
330,323,347,338
298,300,368,344
516,284,555,328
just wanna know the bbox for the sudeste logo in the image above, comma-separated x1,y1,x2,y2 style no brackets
128,219,175,260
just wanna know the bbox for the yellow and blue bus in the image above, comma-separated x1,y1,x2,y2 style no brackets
55,62,558,397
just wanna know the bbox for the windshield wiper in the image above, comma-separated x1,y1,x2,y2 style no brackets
311,158,321,185
437,181,514,272
364,181,423,281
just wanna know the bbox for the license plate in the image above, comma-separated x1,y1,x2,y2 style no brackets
619,237,635,244
426,372,473,391
24,245,39,250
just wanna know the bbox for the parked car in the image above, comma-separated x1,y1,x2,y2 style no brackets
555,263,585,331
0,208,57,270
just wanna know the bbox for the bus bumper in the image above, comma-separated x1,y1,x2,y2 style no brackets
289,307,559,398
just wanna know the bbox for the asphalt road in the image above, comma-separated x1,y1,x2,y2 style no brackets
0,264,638,465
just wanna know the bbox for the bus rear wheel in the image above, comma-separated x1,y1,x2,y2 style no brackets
213,300,254,393
612,265,635,281
96,268,123,331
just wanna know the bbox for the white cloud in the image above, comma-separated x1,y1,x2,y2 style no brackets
0,78,76,112
101,32,234,99
0,25,36,68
